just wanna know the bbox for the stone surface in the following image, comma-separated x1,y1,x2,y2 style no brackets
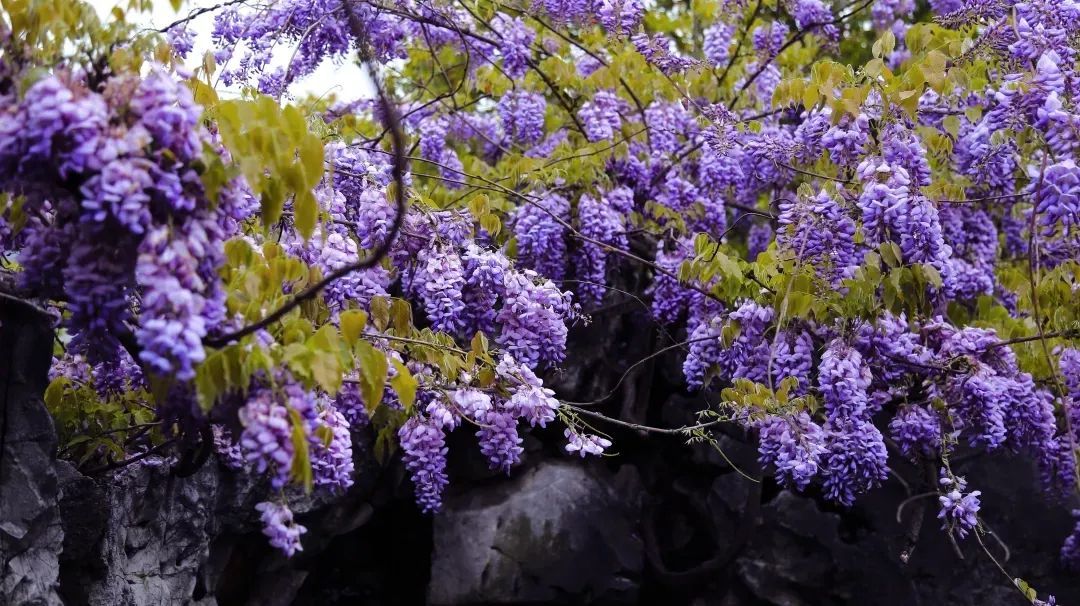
55,461,106,563
0,297,64,606
61,457,223,606
719,453,1080,606
429,460,644,605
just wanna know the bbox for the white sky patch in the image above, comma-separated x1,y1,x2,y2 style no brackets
88,0,374,101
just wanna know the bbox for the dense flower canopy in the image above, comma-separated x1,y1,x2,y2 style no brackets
2,0,1080,598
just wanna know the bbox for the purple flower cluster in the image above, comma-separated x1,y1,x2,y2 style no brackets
771,330,814,393
167,26,195,58
579,90,626,142
512,192,570,280
565,429,613,457
752,22,789,58
649,238,695,324
399,415,450,512
496,16,535,79
238,384,299,490
747,221,774,259
683,316,727,389
809,338,890,505
412,247,468,334
1032,160,1080,236
789,0,839,42
818,341,873,419
537,0,595,24
820,418,890,506
598,0,644,36
500,358,561,428
574,189,630,307
135,219,221,380
462,244,510,334
499,90,547,145
418,116,464,184
4,68,223,367
256,501,307,557
496,271,574,369
821,113,870,167
477,406,525,472
777,191,858,283
284,186,391,314
703,23,735,65
311,403,355,490
1063,510,1080,571
630,33,698,74
889,405,943,458
758,412,827,489
212,0,410,89
937,472,981,539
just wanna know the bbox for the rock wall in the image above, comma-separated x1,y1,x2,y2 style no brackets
1,296,63,606
429,461,644,605
2,302,1079,606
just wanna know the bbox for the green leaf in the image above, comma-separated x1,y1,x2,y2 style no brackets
311,350,343,394
470,331,489,356
389,359,418,414
468,194,489,217
879,242,902,268
480,213,501,237
390,298,413,332
784,292,814,320
370,296,390,331
921,50,948,89
315,425,334,447
872,30,895,59
293,189,318,240
356,341,388,412
260,189,284,230
942,115,961,138
340,309,369,345
299,135,325,189
307,325,345,393
44,378,67,410
863,58,887,79
288,407,314,492
1013,578,1037,602
713,248,743,281
920,263,943,289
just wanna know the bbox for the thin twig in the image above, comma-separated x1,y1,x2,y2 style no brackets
562,402,727,436
83,439,178,475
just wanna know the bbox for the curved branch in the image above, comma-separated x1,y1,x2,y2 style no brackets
562,402,728,436
204,1,408,349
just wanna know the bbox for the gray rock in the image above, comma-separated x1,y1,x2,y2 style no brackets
56,460,107,563
55,447,377,605
429,460,643,605
89,458,222,606
0,297,64,606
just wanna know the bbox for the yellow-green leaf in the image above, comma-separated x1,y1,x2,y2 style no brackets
340,309,369,345
44,377,67,410
294,189,317,240
390,298,413,333
389,359,418,414
370,296,390,331
356,341,388,412
288,408,314,492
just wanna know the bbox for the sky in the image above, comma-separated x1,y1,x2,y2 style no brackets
88,0,373,100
